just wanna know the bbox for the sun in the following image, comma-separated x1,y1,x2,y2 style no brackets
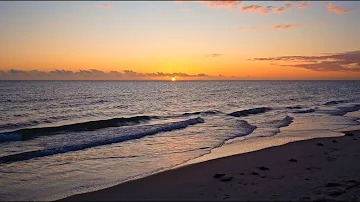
171,77,176,81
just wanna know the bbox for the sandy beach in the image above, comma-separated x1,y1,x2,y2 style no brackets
59,129,360,201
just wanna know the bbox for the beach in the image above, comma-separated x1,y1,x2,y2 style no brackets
60,129,360,201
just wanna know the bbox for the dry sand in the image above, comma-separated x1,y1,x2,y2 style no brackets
59,130,360,201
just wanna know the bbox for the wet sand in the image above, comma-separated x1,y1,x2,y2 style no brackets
59,130,360,201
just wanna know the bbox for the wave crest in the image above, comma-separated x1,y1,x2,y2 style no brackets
324,100,346,106
0,117,205,164
0,115,153,142
228,107,271,117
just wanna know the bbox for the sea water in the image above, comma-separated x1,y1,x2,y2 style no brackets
0,80,359,201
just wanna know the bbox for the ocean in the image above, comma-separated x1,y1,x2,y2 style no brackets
0,80,360,201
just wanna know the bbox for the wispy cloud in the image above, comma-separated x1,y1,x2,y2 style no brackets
284,3,292,9
237,25,267,31
240,5,273,15
296,1,310,9
92,4,113,9
250,50,360,72
238,2,303,15
205,54,222,58
273,6,286,13
203,1,243,10
237,24,301,31
0,69,210,80
327,3,350,14
176,1,314,15
272,24,301,30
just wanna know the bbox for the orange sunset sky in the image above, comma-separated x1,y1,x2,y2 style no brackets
0,1,360,80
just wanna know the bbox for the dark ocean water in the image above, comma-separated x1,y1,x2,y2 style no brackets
0,80,360,201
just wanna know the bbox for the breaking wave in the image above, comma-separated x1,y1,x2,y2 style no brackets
0,117,205,164
227,107,272,117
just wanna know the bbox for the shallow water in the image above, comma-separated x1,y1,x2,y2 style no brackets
0,80,359,201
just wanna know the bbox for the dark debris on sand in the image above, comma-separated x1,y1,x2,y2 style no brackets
347,180,358,184
220,177,233,182
345,132,354,136
258,166,270,171
289,158,298,162
317,143,324,146
251,171,260,175
328,190,345,197
332,140,338,143
214,173,226,178
325,182,342,188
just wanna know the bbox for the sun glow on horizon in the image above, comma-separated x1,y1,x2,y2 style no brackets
171,77,176,81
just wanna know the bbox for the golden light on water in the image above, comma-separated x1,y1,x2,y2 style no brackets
171,77,176,81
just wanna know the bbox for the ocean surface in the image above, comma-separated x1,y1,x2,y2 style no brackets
1,80,360,201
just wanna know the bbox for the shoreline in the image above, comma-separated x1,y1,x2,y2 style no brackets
59,129,360,201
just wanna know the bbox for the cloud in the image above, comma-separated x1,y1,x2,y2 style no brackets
250,50,360,72
327,3,350,14
49,69,73,75
203,1,243,10
28,70,48,76
108,71,123,77
179,1,312,15
102,4,112,9
205,54,222,58
123,70,139,77
92,4,112,9
0,70,7,77
237,24,300,31
239,3,300,15
273,6,286,13
296,1,310,9
0,69,211,80
75,69,107,77
237,25,266,31
284,3,292,9
240,4,273,15
272,24,301,30
8,69,27,75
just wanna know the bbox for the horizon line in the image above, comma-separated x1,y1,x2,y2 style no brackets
1,79,359,81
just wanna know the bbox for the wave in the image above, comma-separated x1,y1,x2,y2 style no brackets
292,108,316,114
181,110,221,116
89,99,109,105
227,107,272,117
0,117,205,164
324,100,346,106
236,120,257,135
0,115,153,142
244,116,294,139
272,115,294,128
286,105,304,109
322,105,360,116
0,120,40,131
219,120,257,145
261,115,294,129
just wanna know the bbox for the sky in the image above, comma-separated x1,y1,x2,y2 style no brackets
0,1,360,80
